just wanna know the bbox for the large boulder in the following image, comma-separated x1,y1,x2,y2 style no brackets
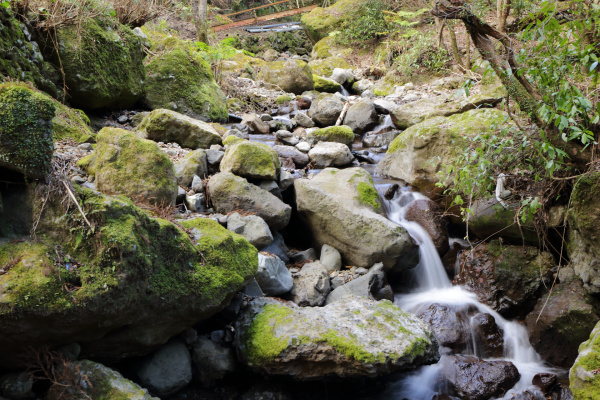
295,167,419,272
134,341,192,397
325,263,393,304
308,56,352,76
456,240,554,318
440,355,520,400
234,296,439,379
567,172,600,294
376,109,514,195
45,19,144,110
137,109,222,149
308,142,354,168
258,59,314,94
208,172,291,230
526,279,599,368
343,100,379,135
143,32,228,122
52,99,95,143
309,94,344,127
77,128,178,205
416,303,476,354
306,125,354,148
301,0,363,42
0,83,55,179
0,191,258,369
570,319,600,399
220,140,281,181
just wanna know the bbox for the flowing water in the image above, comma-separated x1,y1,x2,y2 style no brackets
376,187,558,399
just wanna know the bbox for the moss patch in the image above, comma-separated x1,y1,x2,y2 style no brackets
0,83,55,178
220,140,280,180
313,75,341,93
356,182,381,212
570,322,600,399
243,303,293,363
309,56,352,77
308,125,354,147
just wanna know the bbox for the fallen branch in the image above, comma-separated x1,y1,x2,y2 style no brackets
62,181,92,229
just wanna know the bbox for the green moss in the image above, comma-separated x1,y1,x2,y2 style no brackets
45,18,144,110
223,135,244,146
570,323,600,399
313,75,341,93
356,182,381,211
309,56,352,77
144,32,228,122
221,141,280,180
52,100,94,143
0,83,56,178
301,0,359,43
243,303,293,362
311,37,333,59
309,125,354,146
276,95,293,104
318,330,384,364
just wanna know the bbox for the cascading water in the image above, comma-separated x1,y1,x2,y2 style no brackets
376,186,559,399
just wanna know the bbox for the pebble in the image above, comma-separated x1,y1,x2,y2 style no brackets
117,115,128,124
77,143,93,151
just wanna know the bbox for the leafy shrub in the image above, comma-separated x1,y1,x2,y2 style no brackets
337,1,393,46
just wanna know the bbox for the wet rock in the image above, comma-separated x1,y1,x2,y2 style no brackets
308,94,344,127
325,263,393,304
440,355,520,400
526,279,599,368
289,261,331,306
234,296,439,379
320,244,342,272
308,142,354,168
384,183,400,200
208,172,291,230
456,241,554,318
273,145,310,168
343,99,379,135
134,341,192,397
191,336,237,387
256,253,293,296
295,167,419,272
185,193,206,212
405,199,449,255
532,373,558,394
227,213,274,248
471,313,504,358
220,140,280,181
416,303,475,353
242,113,271,135
441,241,464,278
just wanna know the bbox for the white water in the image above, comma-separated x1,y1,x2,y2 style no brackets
377,186,558,399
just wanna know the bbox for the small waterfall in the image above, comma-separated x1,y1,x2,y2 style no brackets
339,85,350,97
377,185,558,399
369,114,395,135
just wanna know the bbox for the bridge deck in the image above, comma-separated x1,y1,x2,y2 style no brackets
212,4,317,32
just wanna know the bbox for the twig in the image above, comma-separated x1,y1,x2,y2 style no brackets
336,102,351,126
62,181,92,229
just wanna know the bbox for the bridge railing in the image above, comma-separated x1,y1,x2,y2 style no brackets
210,0,312,27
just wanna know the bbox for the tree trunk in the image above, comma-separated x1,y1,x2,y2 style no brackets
431,0,590,165
496,0,511,32
193,0,208,43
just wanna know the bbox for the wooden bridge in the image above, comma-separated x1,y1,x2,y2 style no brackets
211,0,318,32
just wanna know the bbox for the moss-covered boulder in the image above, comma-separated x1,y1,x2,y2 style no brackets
208,172,291,230
0,189,258,368
571,319,600,399
44,19,145,110
144,32,228,122
456,240,555,318
53,360,158,399
258,59,314,95
221,52,267,80
567,172,600,294
301,0,362,43
174,149,208,187
52,100,95,143
220,140,280,181
0,83,55,179
308,93,344,127
0,8,59,97
295,168,419,272
526,278,598,368
306,125,354,148
309,56,352,77
137,109,222,149
78,128,178,205
234,296,438,379
313,75,341,93
376,109,513,195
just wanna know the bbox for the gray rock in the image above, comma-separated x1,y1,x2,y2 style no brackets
185,193,206,212
227,213,274,248
256,253,293,296
279,170,294,191
289,248,317,264
331,276,345,290
191,175,204,192
175,149,208,187
242,113,271,135
234,296,439,379
320,244,342,272
352,79,374,94
275,130,300,146
191,337,237,387
137,109,222,149
290,261,331,306
361,89,374,98
330,68,354,85
373,99,396,114
296,141,311,153
0,372,34,399
176,186,186,204
295,167,419,271
260,232,290,263
220,140,280,181
362,130,400,148
258,59,314,94
77,143,94,151
259,180,282,199
243,279,264,297
135,341,192,397
261,113,273,121
325,263,393,305
226,128,248,139
273,145,309,168
309,94,344,127
294,112,315,128
206,149,225,166
308,142,354,168
343,100,379,135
